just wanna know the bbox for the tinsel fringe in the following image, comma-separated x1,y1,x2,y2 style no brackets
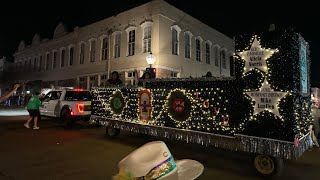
90,115,312,160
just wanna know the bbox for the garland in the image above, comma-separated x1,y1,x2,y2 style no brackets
110,91,125,115
167,90,191,122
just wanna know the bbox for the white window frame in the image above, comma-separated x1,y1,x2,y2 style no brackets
213,45,220,67
220,48,227,69
112,31,121,58
184,31,193,59
171,25,181,55
100,35,109,60
89,39,96,62
140,21,153,53
205,40,212,64
52,50,58,69
195,36,203,62
45,52,50,71
125,26,137,56
68,44,75,66
39,55,43,72
79,42,85,65
60,47,66,68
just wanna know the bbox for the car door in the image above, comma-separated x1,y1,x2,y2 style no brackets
40,91,53,116
46,91,62,117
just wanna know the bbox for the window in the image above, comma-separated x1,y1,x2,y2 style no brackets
205,43,211,64
28,59,32,71
90,40,96,62
69,47,74,66
44,91,62,100
46,53,50,70
65,91,91,101
143,26,151,53
89,75,97,88
214,46,219,66
79,77,86,89
61,49,65,67
184,33,191,58
171,71,178,78
24,61,27,72
101,37,108,60
128,30,135,56
114,33,121,58
39,56,42,71
172,29,178,55
127,71,135,77
100,75,107,86
80,43,85,64
221,50,226,69
196,39,201,61
101,75,107,80
53,51,57,69
33,58,37,72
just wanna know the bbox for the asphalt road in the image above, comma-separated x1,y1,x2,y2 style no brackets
0,114,319,180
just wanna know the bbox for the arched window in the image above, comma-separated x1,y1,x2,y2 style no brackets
205,41,212,64
141,21,153,53
171,25,181,55
89,40,96,62
195,36,203,62
184,31,192,58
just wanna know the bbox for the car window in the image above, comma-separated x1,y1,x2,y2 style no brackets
44,91,62,100
64,91,91,101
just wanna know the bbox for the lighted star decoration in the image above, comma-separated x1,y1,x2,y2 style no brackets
237,36,278,73
246,79,287,118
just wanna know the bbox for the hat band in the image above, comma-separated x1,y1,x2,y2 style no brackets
137,156,177,180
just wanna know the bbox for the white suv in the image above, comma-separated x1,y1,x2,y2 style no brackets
39,88,92,128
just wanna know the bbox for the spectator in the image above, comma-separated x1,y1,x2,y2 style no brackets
137,72,151,87
309,125,320,148
205,71,213,77
0,84,20,103
107,71,123,85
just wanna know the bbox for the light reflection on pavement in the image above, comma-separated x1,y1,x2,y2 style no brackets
0,107,28,116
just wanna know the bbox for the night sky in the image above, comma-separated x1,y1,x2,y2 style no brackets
0,0,319,85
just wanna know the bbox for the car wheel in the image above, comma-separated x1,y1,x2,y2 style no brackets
253,154,284,177
106,126,120,137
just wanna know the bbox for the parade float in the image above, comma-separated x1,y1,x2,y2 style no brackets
90,29,313,177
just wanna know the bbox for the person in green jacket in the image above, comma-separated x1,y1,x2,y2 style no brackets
24,92,42,130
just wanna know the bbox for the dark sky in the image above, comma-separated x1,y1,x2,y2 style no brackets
1,0,319,85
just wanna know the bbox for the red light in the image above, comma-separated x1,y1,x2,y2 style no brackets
76,103,84,113
74,88,83,91
153,68,156,73
70,111,75,116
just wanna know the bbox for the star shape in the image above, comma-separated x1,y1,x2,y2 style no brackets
237,36,278,73
246,79,287,117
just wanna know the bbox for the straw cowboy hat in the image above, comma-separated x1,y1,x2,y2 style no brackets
114,141,204,180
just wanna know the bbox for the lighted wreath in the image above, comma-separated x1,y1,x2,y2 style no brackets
110,91,125,114
167,90,191,122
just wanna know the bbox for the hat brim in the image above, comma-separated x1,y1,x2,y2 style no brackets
176,159,204,180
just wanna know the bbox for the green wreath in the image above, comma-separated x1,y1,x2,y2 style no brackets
167,90,191,122
110,91,125,114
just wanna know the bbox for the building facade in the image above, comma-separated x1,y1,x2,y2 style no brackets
4,0,234,90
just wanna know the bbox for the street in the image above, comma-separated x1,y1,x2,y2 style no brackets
0,113,319,180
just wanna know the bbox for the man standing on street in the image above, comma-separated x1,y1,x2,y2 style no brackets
24,92,42,130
